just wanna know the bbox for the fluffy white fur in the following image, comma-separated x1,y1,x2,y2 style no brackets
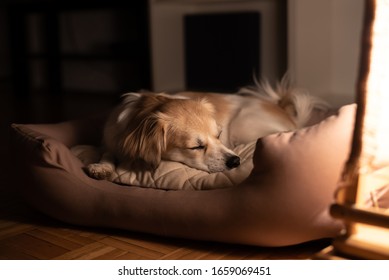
86,79,328,179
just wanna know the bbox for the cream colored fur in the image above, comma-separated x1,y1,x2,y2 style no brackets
86,80,327,178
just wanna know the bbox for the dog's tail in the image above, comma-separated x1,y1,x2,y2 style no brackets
238,74,329,128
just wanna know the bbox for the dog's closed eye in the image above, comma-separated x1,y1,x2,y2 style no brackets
189,145,205,150
189,138,206,150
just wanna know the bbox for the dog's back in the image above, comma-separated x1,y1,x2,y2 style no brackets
238,76,329,129
170,78,328,147
85,77,328,177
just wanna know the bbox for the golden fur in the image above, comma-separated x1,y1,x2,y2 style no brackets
86,80,327,178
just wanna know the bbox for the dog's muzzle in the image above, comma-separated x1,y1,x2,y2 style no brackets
226,155,240,169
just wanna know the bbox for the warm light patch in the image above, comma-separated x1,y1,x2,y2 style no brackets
328,0,389,259
357,0,389,206
354,223,389,250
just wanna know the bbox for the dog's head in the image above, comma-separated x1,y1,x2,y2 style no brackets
119,93,240,173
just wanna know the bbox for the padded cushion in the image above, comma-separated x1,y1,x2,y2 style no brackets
71,142,256,190
11,104,358,246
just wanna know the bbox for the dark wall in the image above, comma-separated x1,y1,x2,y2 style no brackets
1,0,151,96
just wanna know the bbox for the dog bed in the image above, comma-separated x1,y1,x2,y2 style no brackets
11,104,359,246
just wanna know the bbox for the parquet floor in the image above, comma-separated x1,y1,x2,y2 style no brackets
0,90,330,260
0,193,331,260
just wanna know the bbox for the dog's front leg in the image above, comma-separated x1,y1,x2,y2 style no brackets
86,152,116,180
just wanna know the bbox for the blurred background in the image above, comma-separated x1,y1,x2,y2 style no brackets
0,0,364,123
1,0,151,125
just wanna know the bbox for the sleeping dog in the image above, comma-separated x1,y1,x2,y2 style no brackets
86,78,327,179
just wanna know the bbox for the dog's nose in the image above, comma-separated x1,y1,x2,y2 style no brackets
226,155,240,169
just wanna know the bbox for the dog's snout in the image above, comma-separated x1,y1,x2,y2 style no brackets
226,155,240,169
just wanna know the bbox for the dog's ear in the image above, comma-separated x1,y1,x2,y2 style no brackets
116,93,142,124
122,113,166,169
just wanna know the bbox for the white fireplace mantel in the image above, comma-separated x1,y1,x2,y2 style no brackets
149,0,282,92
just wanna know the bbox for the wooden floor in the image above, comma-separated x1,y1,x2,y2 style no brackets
0,195,330,260
0,88,331,260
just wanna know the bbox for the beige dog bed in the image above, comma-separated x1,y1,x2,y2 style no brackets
12,104,357,246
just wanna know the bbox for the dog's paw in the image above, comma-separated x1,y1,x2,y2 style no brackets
85,163,114,180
